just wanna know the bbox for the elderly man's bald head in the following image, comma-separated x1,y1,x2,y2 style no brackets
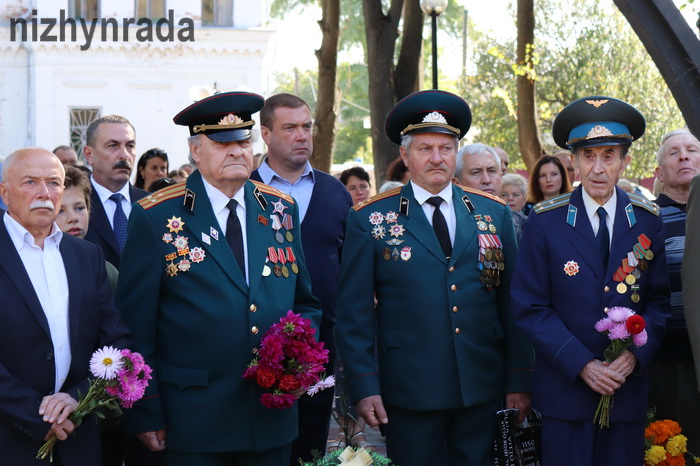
0,148,65,243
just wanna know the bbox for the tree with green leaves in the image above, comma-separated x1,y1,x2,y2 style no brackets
460,0,685,179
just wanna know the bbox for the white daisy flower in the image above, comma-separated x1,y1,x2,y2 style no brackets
89,346,124,380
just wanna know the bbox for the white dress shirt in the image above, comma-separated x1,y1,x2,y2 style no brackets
582,187,616,248
411,182,456,245
90,177,133,228
4,214,71,393
202,177,249,283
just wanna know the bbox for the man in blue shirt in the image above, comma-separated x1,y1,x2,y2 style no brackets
252,93,353,464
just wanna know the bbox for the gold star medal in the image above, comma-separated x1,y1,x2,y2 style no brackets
166,216,185,233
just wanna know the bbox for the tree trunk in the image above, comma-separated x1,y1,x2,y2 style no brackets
393,0,423,101
364,0,403,184
516,0,544,171
310,0,340,172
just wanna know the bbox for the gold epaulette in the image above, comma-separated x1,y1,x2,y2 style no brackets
628,192,660,216
250,180,295,204
352,186,402,211
138,182,186,210
533,192,573,214
457,185,507,206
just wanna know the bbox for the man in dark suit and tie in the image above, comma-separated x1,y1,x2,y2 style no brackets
116,91,322,465
0,147,130,466
83,115,148,269
511,96,671,465
336,90,534,465
251,93,353,463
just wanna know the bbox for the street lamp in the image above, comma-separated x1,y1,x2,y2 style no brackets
420,0,448,89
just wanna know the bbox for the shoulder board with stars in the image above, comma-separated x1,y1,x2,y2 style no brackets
352,186,403,211
533,192,573,214
627,192,660,216
250,180,295,204
456,185,507,206
138,181,187,210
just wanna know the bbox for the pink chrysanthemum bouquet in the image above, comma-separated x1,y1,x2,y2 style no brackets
37,346,152,461
593,307,647,428
243,311,333,409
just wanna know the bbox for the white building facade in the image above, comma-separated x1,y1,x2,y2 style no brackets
0,0,274,169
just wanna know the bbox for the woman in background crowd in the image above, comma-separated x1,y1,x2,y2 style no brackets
525,155,573,214
134,148,168,190
501,173,528,213
340,166,372,206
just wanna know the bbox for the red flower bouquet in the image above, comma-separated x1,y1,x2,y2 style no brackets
243,311,331,409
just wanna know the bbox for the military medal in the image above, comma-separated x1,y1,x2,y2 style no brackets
631,284,640,303
384,211,398,223
484,215,497,234
271,214,284,243
392,248,400,261
644,250,654,260
563,260,579,277
272,199,288,214
166,216,185,233
368,212,384,225
162,233,173,243
278,247,289,278
165,252,177,261
178,259,191,272
625,274,636,285
262,258,271,277
400,247,412,261
268,247,281,276
166,262,178,277
475,214,488,231
372,225,386,240
383,248,391,261
617,282,628,294
385,238,403,246
210,227,219,241
282,213,294,242
286,247,299,274
389,224,405,237
189,247,206,263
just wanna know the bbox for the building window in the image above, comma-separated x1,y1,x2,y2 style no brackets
202,0,233,26
136,0,166,19
70,108,101,163
69,0,99,19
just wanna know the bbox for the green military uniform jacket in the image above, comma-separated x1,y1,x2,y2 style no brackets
116,171,321,453
336,182,533,410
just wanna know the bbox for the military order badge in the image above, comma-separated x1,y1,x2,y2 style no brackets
563,260,580,277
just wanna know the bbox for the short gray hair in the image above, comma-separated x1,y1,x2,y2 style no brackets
656,128,698,166
455,144,500,178
501,173,527,197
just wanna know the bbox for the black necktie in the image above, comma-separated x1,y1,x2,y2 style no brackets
427,196,452,258
109,193,128,252
226,199,245,277
596,207,610,267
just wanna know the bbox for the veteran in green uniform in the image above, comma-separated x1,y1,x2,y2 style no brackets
116,92,321,466
335,90,534,465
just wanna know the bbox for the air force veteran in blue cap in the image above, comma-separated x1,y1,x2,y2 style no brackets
336,90,534,465
116,91,321,465
512,98,670,465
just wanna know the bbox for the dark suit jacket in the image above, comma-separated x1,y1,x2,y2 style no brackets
337,183,533,409
511,187,671,421
84,182,148,270
0,213,130,465
116,172,321,453
683,175,700,389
